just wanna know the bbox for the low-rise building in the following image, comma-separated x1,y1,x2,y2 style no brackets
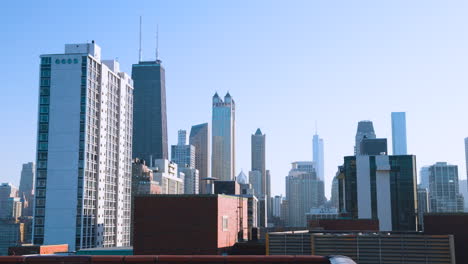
151,159,184,194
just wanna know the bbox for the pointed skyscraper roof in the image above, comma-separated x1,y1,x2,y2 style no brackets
236,170,248,185
255,128,263,135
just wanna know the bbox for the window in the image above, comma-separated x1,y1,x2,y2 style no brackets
40,96,49,105
38,152,47,160
35,217,44,226
36,189,46,197
36,198,45,206
222,216,229,231
39,133,48,141
39,115,49,123
39,124,48,132
40,87,49,96
38,142,48,150
40,78,50,86
35,227,44,235
41,57,51,65
39,106,49,114
35,208,45,216
41,70,50,77
38,161,47,169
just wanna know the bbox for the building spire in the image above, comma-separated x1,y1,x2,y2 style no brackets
315,120,318,135
139,16,142,62
156,24,160,62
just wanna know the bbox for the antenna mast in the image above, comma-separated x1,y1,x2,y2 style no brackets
156,24,160,61
139,16,142,62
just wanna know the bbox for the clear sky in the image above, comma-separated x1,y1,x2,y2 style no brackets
2,0,468,198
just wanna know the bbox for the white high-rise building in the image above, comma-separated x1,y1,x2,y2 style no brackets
33,42,133,250
211,92,235,181
391,112,408,155
313,134,324,181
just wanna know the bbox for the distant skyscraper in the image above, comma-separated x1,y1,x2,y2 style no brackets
391,112,408,155
465,137,468,178
331,172,340,209
360,138,388,155
420,166,430,189
428,162,464,213
312,134,324,181
0,183,18,219
171,130,195,169
33,43,133,249
132,58,168,163
417,187,429,230
251,129,266,198
286,162,323,227
272,195,282,218
189,123,210,194
355,121,376,155
19,162,35,217
340,155,418,231
211,92,235,181
459,179,468,212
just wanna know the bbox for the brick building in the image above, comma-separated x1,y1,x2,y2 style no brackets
133,195,248,255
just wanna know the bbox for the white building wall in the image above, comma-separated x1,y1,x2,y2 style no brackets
375,155,392,231
356,156,372,219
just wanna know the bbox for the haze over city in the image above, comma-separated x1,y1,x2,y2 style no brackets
2,0,468,198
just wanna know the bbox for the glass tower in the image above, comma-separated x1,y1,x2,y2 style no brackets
132,59,168,164
211,92,235,181
391,112,408,155
312,134,324,181
428,162,464,212
189,123,210,194
355,121,376,155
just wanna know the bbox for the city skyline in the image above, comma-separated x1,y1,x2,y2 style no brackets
3,1,468,199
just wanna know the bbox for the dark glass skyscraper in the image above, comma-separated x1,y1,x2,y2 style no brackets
132,60,168,163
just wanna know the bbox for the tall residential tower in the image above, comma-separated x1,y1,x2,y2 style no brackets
211,92,235,181
33,43,133,249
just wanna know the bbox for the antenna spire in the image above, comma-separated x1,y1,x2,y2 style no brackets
139,16,142,62
156,24,160,61
315,120,318,135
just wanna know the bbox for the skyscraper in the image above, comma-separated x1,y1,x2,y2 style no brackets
312,134,324,181
19,162,34,217
465,137,468,179
428,162,464,213
132,58,168,163
33,43,133,249
171,130,195,169
340,155,418,231
419,166,430,189
286,162,323,227
0,183,18,218
189,123,210,194
391,112,408,155
211,92,235,181
355,121,376,155
251,129,266,197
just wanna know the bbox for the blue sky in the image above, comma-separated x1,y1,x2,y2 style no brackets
2,0,468,197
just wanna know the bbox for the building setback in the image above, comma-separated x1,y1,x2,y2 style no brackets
132,58,168,162
33,43,133,249
211,92,235,181
391,112,408,155
339,155,418,231
189,123,210,194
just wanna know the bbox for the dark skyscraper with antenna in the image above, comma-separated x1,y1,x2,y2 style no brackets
132,24,168,162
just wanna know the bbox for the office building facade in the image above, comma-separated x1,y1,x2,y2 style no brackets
391,112,408,155
428,162,464,212
211,92,235,181
132,59,168,162
33,43,133,249
19,162,35,217
339,155,418,231
189,123,210,193
355,121,376,155
312,134,324,181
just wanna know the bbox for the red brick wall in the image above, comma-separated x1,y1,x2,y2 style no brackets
217,196,248,249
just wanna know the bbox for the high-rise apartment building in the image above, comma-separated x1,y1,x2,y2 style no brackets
285,162,324,227
391,112,408,155
355,121,376,155
339,155,418,231
428,162,464,212
19,162,35,217
171,130,195,169
132,58,168,162
189,123,210,194
211,92,235,181
33,43,133,249
312,134,324,181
